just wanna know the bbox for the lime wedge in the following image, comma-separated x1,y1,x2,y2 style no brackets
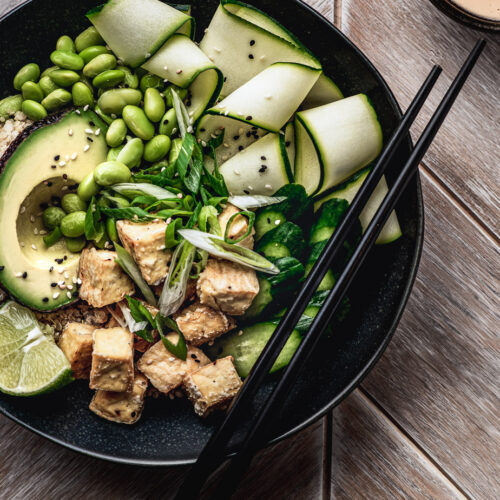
0,301,73,396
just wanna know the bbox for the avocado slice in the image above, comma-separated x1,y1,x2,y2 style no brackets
0,110,108,311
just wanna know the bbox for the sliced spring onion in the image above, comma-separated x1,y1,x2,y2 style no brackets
112,183,177,200
178,229,279,274
172,89,191,138
199,205,221,235
114,243,157,306
116,301,149,333
106,305,127,329
227,195,287,210
224,210,255,244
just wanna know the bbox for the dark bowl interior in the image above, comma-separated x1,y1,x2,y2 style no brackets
0,0,423,465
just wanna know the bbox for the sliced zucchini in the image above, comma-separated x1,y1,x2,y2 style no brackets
301,74,343,110
294,94,383,196
284,122,295,173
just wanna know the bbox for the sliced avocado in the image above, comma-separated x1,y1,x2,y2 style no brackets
0,110,108,311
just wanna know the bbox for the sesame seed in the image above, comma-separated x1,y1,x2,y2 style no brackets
72,277,77,284
42,297,49,303
85,128,93,135
248,185,254,191
59,283,66,290
33,228,38,235
187,125,194,133
67,285,73,291
201,140,207,147
145,52,151,58
67,291,72,299
53,292,60,299
61,186,68,191
246,115,253,120
83,144,90,152
54,155,60,161
176,69,183,74
224,110,230,116
95,128,101,136
233,169,240,175
260,55,266,61
275,220,281,225
65,155,70,161
163,65,168,70
71,152,78,160
64,272,69,279
15,272,22,278
59,161,66,167
20,206,26,214
0,266,5,272
22,272,27,279
265,184,273,190
68,128,73,136
83,105,89,111
249,54,254,59
222,155,228,161
77,278,82,285
171,127,177,135
75,109,80,115
177,193,183,199
30,215,35,223
166,217,172,224
237,112,244,117
39,230,47,235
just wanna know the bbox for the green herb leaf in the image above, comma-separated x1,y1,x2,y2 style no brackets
100,207,155,221
165,218,183,249
186,201,202,229
84,196,105,242
156,314,187,360
125,295,156,328
199,205,221,235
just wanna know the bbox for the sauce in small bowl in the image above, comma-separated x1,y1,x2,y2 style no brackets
430,0,500,30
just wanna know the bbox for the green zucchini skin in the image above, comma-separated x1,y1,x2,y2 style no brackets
256,221,307,259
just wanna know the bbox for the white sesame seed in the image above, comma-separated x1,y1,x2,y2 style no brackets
187,125,194,133
75,109,81,115
77,278,82,285
279,130,285,135
64,272,69,279
265,94,272,100
248,185,254,191
39,230,47,235
172,127,177,134
204,28,209,33
177,193,183,199
169,357,175,362
71,152,78,160
59,161,66,167
160,167,166,172
145,52,151,58
33,228,38,235
68,128,73,136
222,155,228,161
233,169,240,176
166,217,172,224
61,186,68,191
83,144,90,152
67,291,72,299
265,184,273,190
133,214,139,220
111,113,117,119
30,215,35,223
59,284,66,290
83,104,89,111
237,112,244,116
67,285,73,290
20,206,26,214
65,155,70,162
72,276,77,284
58,268,64,274
163,65,168,71
211,133,217,139
53,292,60,299
213,47,221,53
189,111,194,117
85,128,93,134
223,143,229,148
260,55,266,61
95,128,101,136
176,69,182,74
275,220,281,225
15,272,22,278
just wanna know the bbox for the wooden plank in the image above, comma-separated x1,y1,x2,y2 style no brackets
329,390,467,499
360,174,500,499
341,0,500,233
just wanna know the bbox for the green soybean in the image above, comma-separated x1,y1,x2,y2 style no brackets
39,76,59,96
93,69,125,89
107,144,124,161
94,161,131,186
144,135,171,163
122,105,155,140
41,88,72,111
116,137,144,167
21,81,44,102
77,171,100,201
140,74,163,93
159,108,178,136
78,45,111,64
50,50,84,71
43,206,66,230
106,218,119,242
0,95,23,119
43,226,63,248
56,35,76,53
75,27,105,52
94,104,114,125
50,69,80,87
144,88,165,123
40,66,58,78
106,119,127,147
60,211,86,238
97,88,142,115
83,53,116,78
13,63,40,90
62,193,87,213
169,137,183,163
66,236,86,253
71,82,94,107
21,100,47,121
120,67,139,89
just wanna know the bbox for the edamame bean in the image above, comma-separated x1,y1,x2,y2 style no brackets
169,137,183,163
50,50,85,71
94,161,131,186
165,85,188,107
41,88,72,111
39,76,59,96
144,88,165,123
72,82,94,107
140,74,163,93
106,119,127,147
93,69,125,89
40,66,58,78
97,88,142,115
60,211,86,238
43,206,66,230
107,144,124,161
56,35,76,53
122,105,155,140
120,67,139,89
75,26,105,53
94,104,114,125
144,135,171,163
0,95,23,119
62,193,87,213
83,53,117,78
116,138,143,167
78,45,111,64
159,107,178,136
21,100,47,121
13,63,40,90
77,171,100,201
50,69,80,87
106,218,118,242
21,82,44,102
65,236,86,253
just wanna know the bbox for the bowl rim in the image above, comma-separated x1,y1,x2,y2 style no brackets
0,0,424,466
429,0,500,31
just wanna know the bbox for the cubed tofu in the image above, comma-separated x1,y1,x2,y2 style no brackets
174,301,236,346
183,356,242,417
116,220,172,285
89,372,148,425
57,322,97,379
197,259,259,316
218,203,255,249
90,327,134,392
137,340,210,393
78,248,135,308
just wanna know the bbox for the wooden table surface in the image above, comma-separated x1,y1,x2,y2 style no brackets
0,0,498,498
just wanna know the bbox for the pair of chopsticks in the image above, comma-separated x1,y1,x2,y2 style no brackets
175,39,486,500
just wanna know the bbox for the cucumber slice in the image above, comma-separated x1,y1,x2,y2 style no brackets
256,221,306,259
87,0,191,67
284,122,295,173
315,169,402,244
302,74,343,110
294,94,384,196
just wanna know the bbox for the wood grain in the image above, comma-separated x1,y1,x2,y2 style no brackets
341,0,500,234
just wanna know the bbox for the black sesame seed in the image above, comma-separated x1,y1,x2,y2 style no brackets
261,156,266,161
63,174,68,180
49,266,54,273
267,218,271,224
68,184,77,191
54,155,60,161
238,145,244,151
0,266,4,271
51,282,57,287
243,189,250,194
248,54,254,59
223,77,227,82
51,196,61,205
259,165,267,173
200,128,206,132
51,165,57,169
250,40,255,46
285,141,291,147
246,132,252,138
246,115,253,120
195,359,200,363
42,297,49,303
186,100,192,107
40,202,49,210
87,137,93,142
89,121,95,127
55,258,64,264
233,135,239,140
163,119,169,125
63,255,67,261
47,181,53,187
251,126,258,130
191,353,197,359
22,272,27,279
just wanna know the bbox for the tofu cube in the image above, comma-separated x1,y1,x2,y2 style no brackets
183,356,243,417
78,248,135,308
174,301,236,346
197,259,259,316
116,220,172,285
90,327,134,392
57,322,97,379
89,372,148,425
137,340,210,393
218,203,255,248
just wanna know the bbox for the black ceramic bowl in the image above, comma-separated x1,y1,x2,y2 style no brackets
430,0,500,31
0,0,423,465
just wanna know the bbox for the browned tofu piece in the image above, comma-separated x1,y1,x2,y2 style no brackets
137,340,210,393
90,327,134,392
218,203,255,249
183,356,242,417
89,372,148,425
174,301,236,346
57,322,97,379
197,259,259,316
116,220,171,285
78,248,135,308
